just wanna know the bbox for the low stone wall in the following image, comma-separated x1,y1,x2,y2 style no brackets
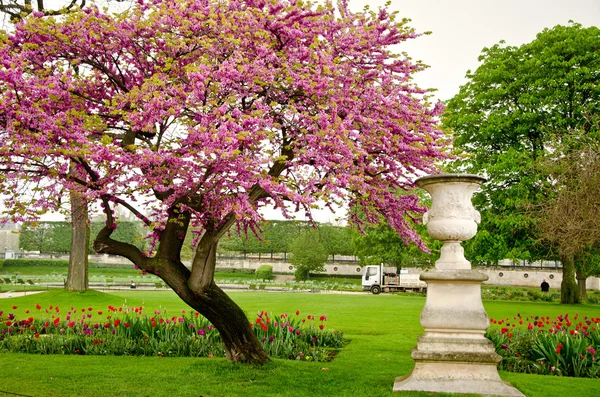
480,268,600,290
18,253,600,290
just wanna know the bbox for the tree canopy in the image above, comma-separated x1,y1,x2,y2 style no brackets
444,22,600,303
0,0,446,363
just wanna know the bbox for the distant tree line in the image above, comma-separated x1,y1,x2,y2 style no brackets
19,219,437,279
19,221,147,253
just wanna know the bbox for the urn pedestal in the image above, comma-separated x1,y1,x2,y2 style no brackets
393,174,523,396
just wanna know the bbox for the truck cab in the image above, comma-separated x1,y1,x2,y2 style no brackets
362,265,383,294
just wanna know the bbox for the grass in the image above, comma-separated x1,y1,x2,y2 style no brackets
1,290,600,396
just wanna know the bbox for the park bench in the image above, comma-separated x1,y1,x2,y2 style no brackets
154,282,164,289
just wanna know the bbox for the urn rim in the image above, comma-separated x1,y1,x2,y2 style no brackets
415,173,487,188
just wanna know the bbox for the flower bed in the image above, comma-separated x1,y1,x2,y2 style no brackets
486,313,600,378
0,304,343,361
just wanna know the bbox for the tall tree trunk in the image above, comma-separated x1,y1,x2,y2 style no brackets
575,268,587,299
65,164,89,291
560,253,579,304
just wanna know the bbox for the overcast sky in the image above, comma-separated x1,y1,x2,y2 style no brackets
349,0,600,102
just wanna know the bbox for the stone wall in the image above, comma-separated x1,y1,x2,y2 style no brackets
13,253,600,290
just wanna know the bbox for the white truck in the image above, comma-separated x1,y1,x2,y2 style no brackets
361,264,427,294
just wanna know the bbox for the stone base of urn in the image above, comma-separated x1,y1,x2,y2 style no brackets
393,270,524,397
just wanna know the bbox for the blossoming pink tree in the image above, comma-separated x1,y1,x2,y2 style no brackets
0,0,446,363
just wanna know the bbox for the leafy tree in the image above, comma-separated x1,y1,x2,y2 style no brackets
319,223,354,260
19,222,54,252
0,0,445,363
537,128,600,300
289,229,328,281
444,22,600,303
20,221,145,254
218,220,303,259
352,219,438,270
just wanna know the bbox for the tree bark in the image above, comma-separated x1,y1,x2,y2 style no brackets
575,268,587,299
177,279,269,364
65,164,89,291
560,253,579,304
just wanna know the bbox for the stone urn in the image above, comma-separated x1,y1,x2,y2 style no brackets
393,174,523,397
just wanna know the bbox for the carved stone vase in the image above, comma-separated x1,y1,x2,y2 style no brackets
393,174,523,396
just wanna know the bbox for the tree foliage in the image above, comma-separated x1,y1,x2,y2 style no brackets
352,219,438,269
218,220,353,259
289,228,328,280
19,221,146,253
0,0,445,363
444,22,600,303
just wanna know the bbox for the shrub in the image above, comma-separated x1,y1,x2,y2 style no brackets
294,267,310,281
255,265,273,280
586,295,600,304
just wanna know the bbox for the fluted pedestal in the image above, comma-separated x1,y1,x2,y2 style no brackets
393,174,523,396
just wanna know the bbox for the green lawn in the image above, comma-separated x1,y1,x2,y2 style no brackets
1,290,599,396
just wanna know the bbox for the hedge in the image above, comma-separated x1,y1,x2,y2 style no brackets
2,259,70,267
0,259,132,269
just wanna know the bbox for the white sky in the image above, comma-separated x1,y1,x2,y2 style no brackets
350,0,599,102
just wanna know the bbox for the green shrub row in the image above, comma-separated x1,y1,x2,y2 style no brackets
0,259,128,269
2,259,70,267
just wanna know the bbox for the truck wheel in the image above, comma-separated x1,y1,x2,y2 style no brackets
371,285,381,295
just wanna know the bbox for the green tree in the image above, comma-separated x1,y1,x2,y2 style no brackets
218,220,303,259
19,222,53,253
289,229,328,281
444,22,600,303
353,220,438,270
319,223,354,260
19,221,145,254
537,129,600,300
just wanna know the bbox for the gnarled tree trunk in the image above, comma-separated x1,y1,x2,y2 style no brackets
560,253,579,304
93,206,269,365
